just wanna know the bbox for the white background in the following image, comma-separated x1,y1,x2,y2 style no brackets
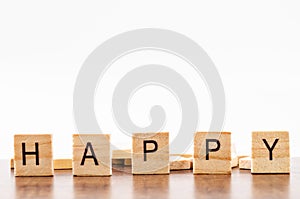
0,0,300,159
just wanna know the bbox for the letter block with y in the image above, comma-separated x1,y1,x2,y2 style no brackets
252,131,290,174
14,134,53,176
73,134,111,176
132,132,169,174
194,132,231,174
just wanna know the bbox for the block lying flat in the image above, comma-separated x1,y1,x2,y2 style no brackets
112,149,131,166
170,158,192,170
251,131,290,174
170,154,193,158
10,158,14,169
231,156,238,168
132,132,169,174
231,143,238,168
112,149,131,159
53,159,72,170
14,134,54,176
73,134,111,176
124,159,132,166
239,157,251,170
112,159,124,165
194,132,231,174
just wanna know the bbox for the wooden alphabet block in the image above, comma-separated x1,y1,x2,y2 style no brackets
112,159,124,165
73,134,111,176
194,132,231,174
132,132,169,174
231,143,238,168
251,131,290,174
14,134,53,176
112,149,131,159
231,156,238,168
170,157,192,170
124,159,132,166
170,154,193,158
10,158,14,169
239,157,251,170
53,159,72,170
11,158,73,170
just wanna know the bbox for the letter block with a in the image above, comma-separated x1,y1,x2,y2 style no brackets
251,131,290,174
194,132,231,174
14,134,53,176
73,134,111,176
132,132,169,174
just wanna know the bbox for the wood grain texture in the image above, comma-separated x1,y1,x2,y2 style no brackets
194,132,231,174
132,132,169,174
112,149,131,159
53,159,72,170
73,134,111,176
239,157,251,170
231,156,238,168
231,143,238,168
11,158,73,170
252,131,290,174
170,157,192,170
3,159,299,199
14,134,53,176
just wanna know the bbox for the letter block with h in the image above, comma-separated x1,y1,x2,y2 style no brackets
132,132,169,174
251,131,290,174
14,134,53,176
194,132,231,174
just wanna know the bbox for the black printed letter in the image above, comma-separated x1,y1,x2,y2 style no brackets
80,142,99,165
143,140,158,161
262,139,279,160
206,139,220,160
22,142,39,165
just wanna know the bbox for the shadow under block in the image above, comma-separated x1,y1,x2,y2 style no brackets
132,132,169,174
194,132,231,174
239,157,251,170
251,131,290,174
73,134,111,176
14,134,54,176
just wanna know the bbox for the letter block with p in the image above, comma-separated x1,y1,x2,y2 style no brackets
14,134,53,176
132,132,169,174
73,134,111,176
252,131,290,174
194,132,231,174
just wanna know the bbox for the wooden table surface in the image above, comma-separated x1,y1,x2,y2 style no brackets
1,158,299,199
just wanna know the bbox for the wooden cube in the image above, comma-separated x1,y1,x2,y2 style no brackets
231,156,238,168
194,132,231,174
53,159,72,170
14,134,53,176
112,149,131,159
132,132,169,174
124,159,132,166
73,134,111,176
239,157,251,170
231,143,238,168
170,157,192,170
112,159,124,165
251,131,290,174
